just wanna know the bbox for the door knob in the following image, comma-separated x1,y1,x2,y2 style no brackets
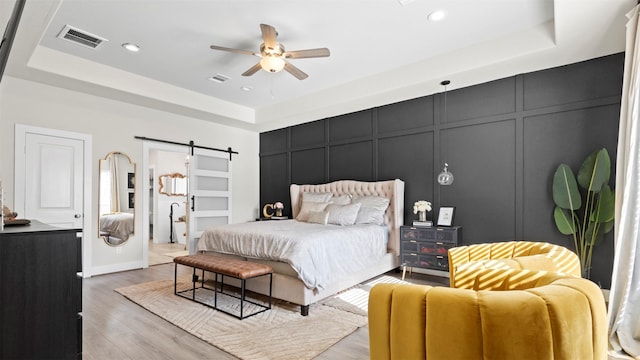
74,214,82,218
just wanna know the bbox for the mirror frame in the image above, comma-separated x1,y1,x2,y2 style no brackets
158,172,187,196
98,151,136,247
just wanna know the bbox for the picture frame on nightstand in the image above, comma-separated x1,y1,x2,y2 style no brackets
436,206,455,226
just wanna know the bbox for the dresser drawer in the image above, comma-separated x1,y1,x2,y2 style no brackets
401,240,452,255
434,228,458,242
401,227,436,241
402,253,449,270
401,226,458,243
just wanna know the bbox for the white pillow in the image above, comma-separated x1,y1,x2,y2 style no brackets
352,195,390,225
330,194,352,205
307,210,329,225
302,192,333,203
296,201,329,222
326,203,361,226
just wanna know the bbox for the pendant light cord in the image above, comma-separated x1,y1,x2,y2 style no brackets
441,80,450,166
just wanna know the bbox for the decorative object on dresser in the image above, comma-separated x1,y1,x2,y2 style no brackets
0,221,83,359
262,201,287,219
400,225,461,279
412,200,432,226
436,206,455,226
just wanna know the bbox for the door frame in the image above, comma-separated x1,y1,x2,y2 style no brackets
14,124,93,277
141,140,187,268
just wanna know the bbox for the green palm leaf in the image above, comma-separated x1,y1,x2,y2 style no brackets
554,206,576,235
553,164,581,210
578,148,610,192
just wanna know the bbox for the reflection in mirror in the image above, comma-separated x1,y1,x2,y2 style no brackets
159,173,187,196
98,151,136,246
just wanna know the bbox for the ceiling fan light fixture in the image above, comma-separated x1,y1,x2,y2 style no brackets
260,55,285,73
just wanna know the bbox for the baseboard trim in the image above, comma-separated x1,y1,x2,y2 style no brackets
91,260,143,276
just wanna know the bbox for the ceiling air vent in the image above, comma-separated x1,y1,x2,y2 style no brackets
57,25,108,49
209,74,231,84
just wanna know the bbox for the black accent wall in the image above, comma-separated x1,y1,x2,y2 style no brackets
260,53,623,287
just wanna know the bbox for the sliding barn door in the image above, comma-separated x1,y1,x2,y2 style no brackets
186,148,232,254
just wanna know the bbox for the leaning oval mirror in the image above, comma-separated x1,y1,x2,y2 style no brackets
98,151,136,246
158,173,187,196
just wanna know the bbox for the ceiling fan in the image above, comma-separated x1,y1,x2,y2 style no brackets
209,24,330,80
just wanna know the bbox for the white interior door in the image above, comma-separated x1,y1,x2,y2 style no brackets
187,148,232,254
24,133,83,228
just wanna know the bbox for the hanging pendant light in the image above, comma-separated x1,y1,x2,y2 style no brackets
437,162,454,185
437,80,454,186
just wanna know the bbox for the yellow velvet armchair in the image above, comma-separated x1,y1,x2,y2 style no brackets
368,269,607,360
448,241,582,288
368,242,606,360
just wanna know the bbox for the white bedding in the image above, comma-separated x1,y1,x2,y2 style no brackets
197,219,388,290
100,212,134,241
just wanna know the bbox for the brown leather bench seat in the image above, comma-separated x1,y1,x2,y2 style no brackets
173,253,273,319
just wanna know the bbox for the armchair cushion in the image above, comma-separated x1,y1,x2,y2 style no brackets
448,241,581,288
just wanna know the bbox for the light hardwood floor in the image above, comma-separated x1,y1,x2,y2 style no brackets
82,264,448,360
148,240,188,266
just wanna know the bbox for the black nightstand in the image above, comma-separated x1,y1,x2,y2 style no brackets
400,225,462,279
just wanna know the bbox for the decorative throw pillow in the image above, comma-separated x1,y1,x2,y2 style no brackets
307,210,329,225
326,203,361,226
352,195,390,225
301,192,333,203
296,201,329,222
330,194,352,205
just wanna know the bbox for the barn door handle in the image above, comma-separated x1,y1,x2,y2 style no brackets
191,195,195,211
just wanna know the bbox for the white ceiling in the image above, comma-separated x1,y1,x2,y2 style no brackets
4,0,635,131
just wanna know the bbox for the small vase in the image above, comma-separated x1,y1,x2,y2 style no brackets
275,209,283,217
418,211,427,222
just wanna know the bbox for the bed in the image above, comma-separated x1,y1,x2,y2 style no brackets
196,179,404,315
99,212,134,245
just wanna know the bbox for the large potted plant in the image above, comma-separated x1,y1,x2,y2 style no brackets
552,148,615,278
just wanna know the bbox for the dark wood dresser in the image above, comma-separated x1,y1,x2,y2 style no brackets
0,221,82,359
400,225,462,276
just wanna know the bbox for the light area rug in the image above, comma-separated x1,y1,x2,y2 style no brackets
163,250,189,258
115,276,369,360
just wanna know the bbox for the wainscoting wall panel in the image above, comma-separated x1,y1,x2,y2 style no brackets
259,53,623,287
291,119,325,148
445,77,516,123
329,141,374,182
291,148,325,185
378,132,434,214
439,120,517,243
377,96,433,133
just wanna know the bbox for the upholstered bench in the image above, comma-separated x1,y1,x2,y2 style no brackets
173,253,273,319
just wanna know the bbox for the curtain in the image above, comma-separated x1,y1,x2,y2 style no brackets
608,5,640,359
109,156,121,213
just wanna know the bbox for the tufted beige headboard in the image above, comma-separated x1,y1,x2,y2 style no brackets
290,179,405,255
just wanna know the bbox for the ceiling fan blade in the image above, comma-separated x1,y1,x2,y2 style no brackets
284,61,308,80
283,48,330,59
210,45,258,57
241,63,262,76
260,24,278,50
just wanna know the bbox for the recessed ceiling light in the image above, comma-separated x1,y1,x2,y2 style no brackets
427,10,447,22
121,43,141,52
240,86,253,92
